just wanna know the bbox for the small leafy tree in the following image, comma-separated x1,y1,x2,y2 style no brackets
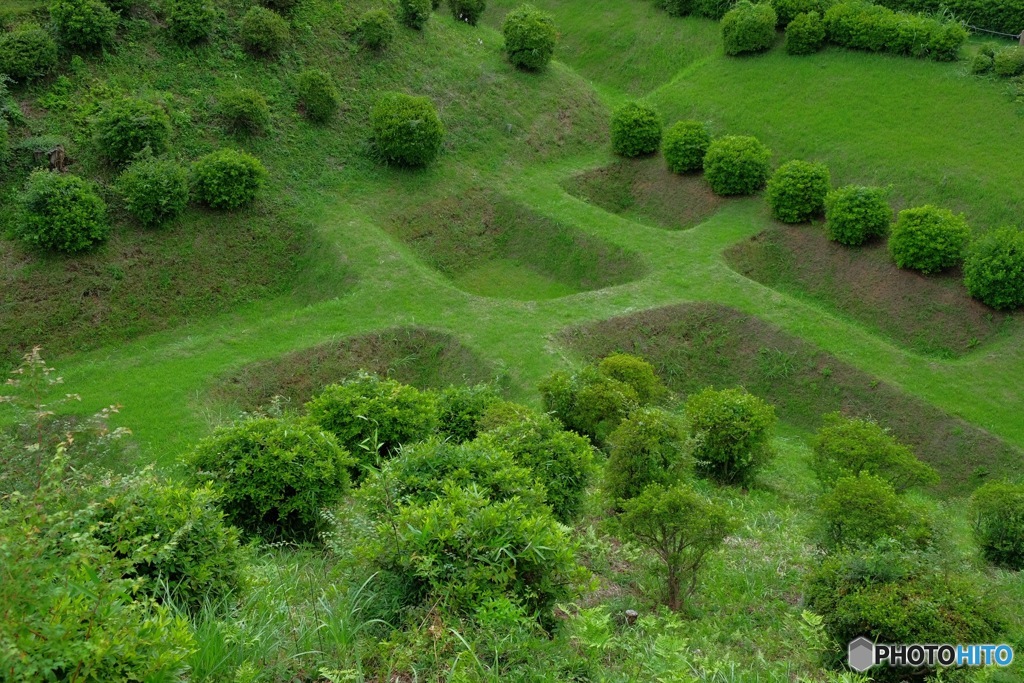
765,159,831,223
116,156,190,226
971,480,1024,570
963,227,1024,310
702,134,772,196
95,97,172,166
605,407,691,504
191,148,267,209
721,0,778,56
355,9,397,50
371,92,445,167
295,69,339,122
15,170,109,253
50,0,118,50
817,473,925,549
539,365,639,446
685,387,776,486
663,120,712,174
240,6,290,56
888,205,971,274
502,4,558,71
217,87,272,136
824,184,891,246
610,101,662,157
398,0,432,29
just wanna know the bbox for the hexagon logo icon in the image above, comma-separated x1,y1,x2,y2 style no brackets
848,637,875,672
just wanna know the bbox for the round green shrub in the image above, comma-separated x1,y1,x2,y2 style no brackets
662,120,711,174
817,473,923,549
95,97,172,166
685,386,776,486
694,0,738,19
702,134,772,196
765,159,830,223
610,101,662,158
450,0,486,25
167,0,216,44
502,4,558,71
785,10,824,54
217,88,272,136
888,205,970,274
963,227,1024,310
605,407,691,504
355,9,397,50
371,91,445,167
50,0,118,50
972,480,1024,570
16,170,109,253
721,0,778,56
927,22,967,62
435,383,501,443
191,148,267,210
187,417,352,542
970,51,994,75
0,24,59,82
771,0,832,27
993,46,1024,77
295,68,339,123
239,6,290,56
823,184,890,246
597,353,667,405
116,156,190,226
398,0,432,29
539,365,639,447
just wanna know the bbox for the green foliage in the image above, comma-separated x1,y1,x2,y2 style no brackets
655,0,695,17
888,205,970,274
822,1,966,61
304,373,438,469
963,227,1024,310
972,480,1024,570
450,0,486,25
662,120,711,174
994,46,1024,77
771,0,833,26
15,170,109,253
765,159,830,223
610,101,662,157
970,50,994,75
694,0,739,19
191,148,267,210
50,0,118,50
811,413,938,492
0,24,58,82
871,0,1022,36
264,0,301,12
618,482,735,611
187,417,352,542
721,1,778,56
167,0,216,45
370,91,445,167
295,69,339,123
95,97,172,166
702,134,771,196
823,184,890,246
218,87,272,136
398,0,431,29
597,353,667,404
239,6,290,56
355,9,397,50
435,383,501,443
785,10,825,54
605,407,691,504
817,473,927,549
116,156,190,226
685,386,776,486
539,365,639,446
502,4,558,71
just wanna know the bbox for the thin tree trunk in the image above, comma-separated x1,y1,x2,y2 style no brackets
667,563,681,611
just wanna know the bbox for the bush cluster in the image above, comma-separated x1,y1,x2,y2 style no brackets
218,88,272,136
435,383,500,443
663,120,712,174
240,6,290,56
450,0,486,25
765,159,830,223
168,0,217,45
971,481,1024,570
371,92,445,167
693,0,738,19
721,1,778,57
993,46,1024,77
50,0,118,50
702,134,771,196
16,170,110,253
502,3,558,71
539,362,644,446
685,386,776,486
116,156,190,226
823,184,890,246
0,24,59,82
785,10,825,54
823,1,967,61
871,0,1023,36
95,97,172,166
398,0,432,29
772,0,833,26
963,227,1024,310
610,101,662,158
605,407,691,504
295,69,339,123
598,354,667,404
888,205,970,274
191,148,267,210
355,9,397,50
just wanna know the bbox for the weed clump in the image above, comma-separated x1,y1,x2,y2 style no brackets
450,0,486,25
167,0,217,44
355,9,397,50
398,0,432,29
217,88,272,136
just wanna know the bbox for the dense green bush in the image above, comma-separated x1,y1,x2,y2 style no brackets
597,354,667,405
605,407,691,504
963,227,1024,310
398,0,432,28
218,88,272,136
721,1,778,56
972,481,1024,570
167,0,216,44
0,24,59,82
823,184,890,246
702,134,772,196
371,92,445,167
50,0,118,50
823,1,966,61
970,50,994,75
888,205,970,274
611,101,662,157
785,10,825,54
264,0,301,12
811,413,938,492
295,69,339,123
817,473,925,548
355,9,397,50
95,97,172,166
239,6,290,56
772,0,833,26
187,417,352,542
539,365,639,446
694,0,738,19
15,171,109,253
655,0,696,17
191,148,267,209
764,159,830,222
994,46,1024,77
872,0,1022,36
450,0,486,25
685,387,776,486
502,4,558,70
116,156,190,226
663,120,712,174
304,373,438,469
435,383,501,443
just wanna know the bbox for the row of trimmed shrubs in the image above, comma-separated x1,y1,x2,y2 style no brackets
871,0,1024,36
971,44,1024,77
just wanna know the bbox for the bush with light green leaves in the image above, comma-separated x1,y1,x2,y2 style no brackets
963,227,1024,310
116,156,190,226
371,92,445,167
502,4,558,70
0,24,58,82
888,205,970,274
191,148,267,210
610,101,662,157
765,159,831,223
663,120,712,174
50,0,118,50
702,134,772,196
824,184,890,246
15,170,109,253
605,407,692,504
95,97,172,166
685,386,776,486
721,0,778,56
972,480,1024,570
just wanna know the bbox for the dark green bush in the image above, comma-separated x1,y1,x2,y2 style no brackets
239,6,289,56
823,184,890,246
871,0,1022,36
972,481,1024,570
167,0,216,44
435,383,501,443
355,9,397,50
765,159,830,223
994,46,1024,77
610,101,662,157
295,69,339,123
694,0,738,19
502,4,558,70
722,1,778,56
663,120,712,174
191,148,267,210
823,1,966,61
605,407,691,504
702,134,771,196
450,0,486,25
811,413,937,492
963,227,1024,310
817,473,928,549
217,88,272,136
685,386,776,486
50,0,118,50
398,0,432,28
784,10,825,54
970,51,994,75
888,205,970,274
263,0,301,12
15,170,109,253
0,24,58,82
655,0,695,16
95,97,172,166
116,156,190,226
371,91,445,167
187,417,352,542
539,365,639,446
772,0,833,26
